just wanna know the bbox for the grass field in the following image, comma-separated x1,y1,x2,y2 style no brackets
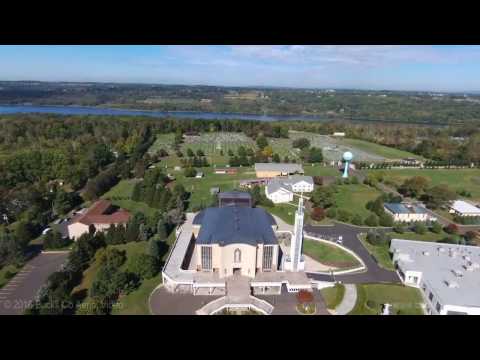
388,230,448,242
349,283,424,315
102,179,159,217
303,239,361,268
341,138,424,161
320,284,345,310
371,168,480,200
359,234,395,271
334,184,382,219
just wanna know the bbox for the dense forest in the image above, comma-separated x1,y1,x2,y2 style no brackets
2,81,480,125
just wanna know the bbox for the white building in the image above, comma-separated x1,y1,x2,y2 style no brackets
332,132,345,137
287,175,314,193
449,200,480,217
384,203,431,223
265,180,294,204
390,239,480,315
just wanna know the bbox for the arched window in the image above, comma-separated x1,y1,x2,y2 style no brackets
234,248,241,263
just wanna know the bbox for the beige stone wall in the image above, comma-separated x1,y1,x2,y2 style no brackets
67,222,90,240
195,243,279,278
256,170,281,178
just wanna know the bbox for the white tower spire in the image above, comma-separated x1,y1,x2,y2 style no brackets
287,195,305,272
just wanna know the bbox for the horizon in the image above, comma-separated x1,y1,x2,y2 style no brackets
1,45,480,92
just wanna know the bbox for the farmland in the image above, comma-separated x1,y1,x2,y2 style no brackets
370,168,480,200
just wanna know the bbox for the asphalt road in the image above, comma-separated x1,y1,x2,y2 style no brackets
304,222,400,284
0,251,69,315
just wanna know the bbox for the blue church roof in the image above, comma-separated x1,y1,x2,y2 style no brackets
193,207,277,246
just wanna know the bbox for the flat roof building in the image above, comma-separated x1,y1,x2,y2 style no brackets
390,239,480,315
217,191,252,208
449,200,480,217
384,203,431,223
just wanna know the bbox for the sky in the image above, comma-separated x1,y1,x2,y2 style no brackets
0,45,479,92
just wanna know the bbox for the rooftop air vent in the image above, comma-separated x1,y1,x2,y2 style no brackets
445,280,459,288
452,269,464,277
423,251,430,256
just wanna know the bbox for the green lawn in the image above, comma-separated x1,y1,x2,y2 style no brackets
303,239,361,268
334,184,382,219
303,165,342,177
341,138,424,161
0,264,22,289
371,168,480,200
320,284,345,310
349,284,424,315
359,234,395,271
388,230,448,242
261,203,296,225
172,166,256,211
102,179,159,217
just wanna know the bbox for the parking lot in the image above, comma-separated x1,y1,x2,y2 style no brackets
0,251,69,315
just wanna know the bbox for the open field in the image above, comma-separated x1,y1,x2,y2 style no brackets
334,184,382,219
102,179,159,217
370,168,480,200
288,131,421,163
320,284,345,310
341,138,424,161
303,239,361,268
349,283,424,315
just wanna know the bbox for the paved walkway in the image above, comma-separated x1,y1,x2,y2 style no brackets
0,251,69,315
334,284,357,315
150,287,221,315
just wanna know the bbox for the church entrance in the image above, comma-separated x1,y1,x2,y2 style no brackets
233,268,242,276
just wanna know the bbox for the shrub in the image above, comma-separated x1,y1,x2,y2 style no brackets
430,222,443,234
297,290,314,304
352,214,363,226
183,167,197,178
393,224,406,234
310,207,326,222
366,300,378,310
4,270,15,279
337,209,352,223
444,223,459,235
326,207,337,219
351,176,359,184
126,254,159,280
364,214,379,227
379,213,394,227
413,222,427,235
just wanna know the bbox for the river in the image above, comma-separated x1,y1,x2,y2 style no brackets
0,104,447,127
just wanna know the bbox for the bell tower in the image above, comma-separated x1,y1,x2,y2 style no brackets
284,195,305,272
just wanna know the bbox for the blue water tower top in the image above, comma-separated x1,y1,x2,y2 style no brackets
343,151,353,161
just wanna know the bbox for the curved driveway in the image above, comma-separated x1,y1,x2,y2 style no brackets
304,223,400,284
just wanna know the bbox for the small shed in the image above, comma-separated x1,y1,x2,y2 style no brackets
210,187,220,195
